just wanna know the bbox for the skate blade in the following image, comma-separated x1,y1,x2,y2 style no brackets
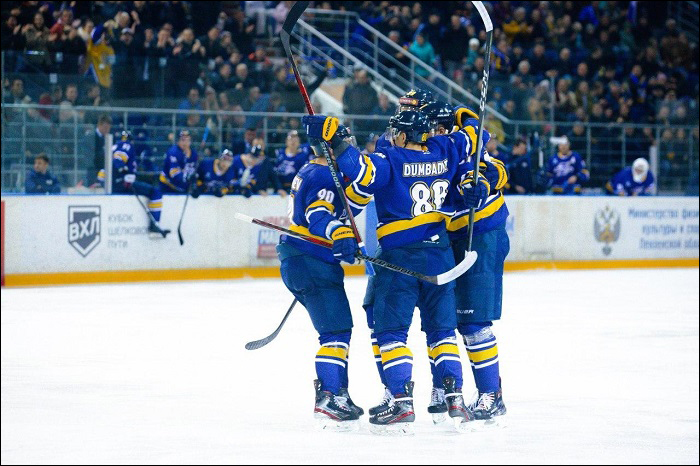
369,422,415,436
314,416,360,433
453,417,479,433
431,412,447,424
480,415,507,429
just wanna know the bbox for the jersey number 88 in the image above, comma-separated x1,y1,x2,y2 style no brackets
410,180,449,217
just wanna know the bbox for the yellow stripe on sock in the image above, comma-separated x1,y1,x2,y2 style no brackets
467,345,498,363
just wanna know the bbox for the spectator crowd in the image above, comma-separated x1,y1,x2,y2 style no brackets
1,1,698,195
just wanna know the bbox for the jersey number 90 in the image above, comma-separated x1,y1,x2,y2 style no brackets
410,180,449,216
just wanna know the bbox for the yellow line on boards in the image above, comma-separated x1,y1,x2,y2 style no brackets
2,259,697,287
505,258,698,272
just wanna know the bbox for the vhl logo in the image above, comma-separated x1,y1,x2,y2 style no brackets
68,206,101,257
594,205,620,256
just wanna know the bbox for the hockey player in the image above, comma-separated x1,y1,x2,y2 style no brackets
110,131,169,238
440,107,510,427
545,137,590,195
303,111,477,434
159,130,198,194
274,130,313,192
231,137,286,197
606,158,655,196
277,139,363,430
191,149,236,198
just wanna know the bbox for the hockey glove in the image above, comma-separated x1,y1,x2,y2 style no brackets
302,115,340,142
454,106,479,128
123,174,136,189
191,182,203,198
330,225,358,264
460,177,490,210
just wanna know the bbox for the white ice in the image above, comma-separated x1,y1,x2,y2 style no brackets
2,268,698,464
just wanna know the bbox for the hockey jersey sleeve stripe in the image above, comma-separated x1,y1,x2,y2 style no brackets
447,193,505,231
169,167,181,177
306,199,335,213
159,173,180,191
289,224,333,246
376,211,450,240
344,184,372,206
358,155,376,187
113,151,129,163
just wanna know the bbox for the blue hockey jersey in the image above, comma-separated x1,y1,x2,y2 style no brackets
546,150,589,192
336,130,474,250
283,159,356,263
274,144,313,189
606,167,655,196
159,144,198,192
445,120,510,238
196,158,236,195
112,140,138,183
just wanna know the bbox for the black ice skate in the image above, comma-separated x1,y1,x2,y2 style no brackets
148,221,170,239
427,387,448,424
369,382,415,436
313,380,360,432
339,387,364,417
467,385,507,428
369,388,393,416
443,377,475,433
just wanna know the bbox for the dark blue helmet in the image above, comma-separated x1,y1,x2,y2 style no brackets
118,130,132,142
421,101,455,133
398,89,434,112
389,110,431,144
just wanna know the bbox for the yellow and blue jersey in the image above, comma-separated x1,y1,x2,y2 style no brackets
196,158,236,195
111,140,138,182
446,119,510,239
283,159,357,263
274,144,314,190
336,131,474,250
448,154,510,239
159,145,198,192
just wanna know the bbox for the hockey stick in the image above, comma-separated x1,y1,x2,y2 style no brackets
280,1,375,276
234,213,476,286
131,187,170,238
466,1,493,252
245,298,298,350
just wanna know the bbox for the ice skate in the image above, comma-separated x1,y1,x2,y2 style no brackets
443,377,475,433
313,380,360,432
148,221,170,239
368,387,393,416
369,382,415,436
467,387,507,429
427,387,448,424
339,387,364,417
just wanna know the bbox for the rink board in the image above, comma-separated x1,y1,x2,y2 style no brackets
1,195,697,286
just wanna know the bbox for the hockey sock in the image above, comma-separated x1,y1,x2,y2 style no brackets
427,330,463,389
376,330,412,396
426,336,442,389
370,329,388,388
460,322,500,393
315,331,351,395
148,189,163,222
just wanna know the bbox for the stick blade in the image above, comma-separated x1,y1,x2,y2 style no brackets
233,212,254,224
177,230,184,246
245,338,271,351
436,251,478,285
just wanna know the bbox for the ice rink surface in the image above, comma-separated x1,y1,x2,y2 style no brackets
2,268,698,464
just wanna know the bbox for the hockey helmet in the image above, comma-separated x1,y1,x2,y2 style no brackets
422,101,455,134
389,110,431,144
398,89,434,112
